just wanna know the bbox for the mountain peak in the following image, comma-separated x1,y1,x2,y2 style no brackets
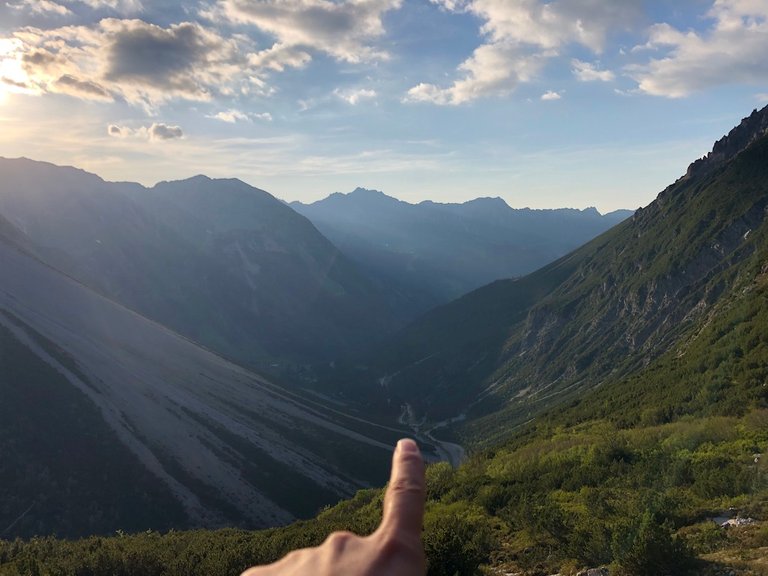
685,104,768,179
462,196,510,209
346,187,398,203
351,187,385,195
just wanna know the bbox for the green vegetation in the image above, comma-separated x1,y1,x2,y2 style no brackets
1,409,765,575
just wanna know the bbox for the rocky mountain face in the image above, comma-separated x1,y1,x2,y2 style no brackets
686,105,768,179
360,105,768,434
292,190,631,313
0,160,403,365
0,218,402,538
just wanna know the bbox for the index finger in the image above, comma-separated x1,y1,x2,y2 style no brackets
378,438,426,539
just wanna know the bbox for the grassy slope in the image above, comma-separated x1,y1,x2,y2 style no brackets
368,130,768,434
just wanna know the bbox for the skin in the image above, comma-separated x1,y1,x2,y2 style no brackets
241,438,426,576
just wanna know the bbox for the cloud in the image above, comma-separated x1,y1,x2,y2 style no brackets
209,0,403,63
56,74,112,100
0,38,38,95
2,76,29,89
149,122,183,140
464,0,641,52
78,0,144,12
757,93,768,102
406,42,550,105
429,0,462,10
210,109,249,123
208,109,273,123
3,18,291,108
107,122,183,140
630,0,768,97
334,87,377,105
10,0,71,16
572,59,615,82
247,43,311,72
407,0,641,105
541,90,561,100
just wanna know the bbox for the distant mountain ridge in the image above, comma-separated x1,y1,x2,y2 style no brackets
292,190,631,312
0,159,405,365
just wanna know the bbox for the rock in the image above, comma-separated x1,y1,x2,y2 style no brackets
721,517,756,528
577,568,609,576
685,105,768,180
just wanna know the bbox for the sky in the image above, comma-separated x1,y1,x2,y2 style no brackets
0,0,767,212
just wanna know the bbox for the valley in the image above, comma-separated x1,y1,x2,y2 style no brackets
1,105,767,575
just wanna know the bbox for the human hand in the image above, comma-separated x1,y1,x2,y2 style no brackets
241,438,426,576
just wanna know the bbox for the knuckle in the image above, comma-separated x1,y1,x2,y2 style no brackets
284,548,308,563
389,477,424,496
324,530,355,554
378,533,424,563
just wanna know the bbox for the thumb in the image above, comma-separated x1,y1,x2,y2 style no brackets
379,438,426,539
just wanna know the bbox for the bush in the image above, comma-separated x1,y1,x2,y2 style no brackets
612,510,694,576
422,502,497,576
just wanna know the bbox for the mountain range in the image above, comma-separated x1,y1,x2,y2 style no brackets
0,161,403,367
0,155,628,538
293,190,630,312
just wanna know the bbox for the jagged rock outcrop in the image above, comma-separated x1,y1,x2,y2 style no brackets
686,105,768,179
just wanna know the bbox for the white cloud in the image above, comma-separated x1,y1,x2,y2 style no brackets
334,87,377,105
408,0,640,105
757,93,768,102
630,0,768,97
541,90,561,101
79,0,144,10
208,0,403,63
208,109,273,122
248,43,311,72
210,109,248,123
406,41,550,105
2,18,297,109
572,59,615,82
107,122,183,140
465,0,641,53
11,0,71,16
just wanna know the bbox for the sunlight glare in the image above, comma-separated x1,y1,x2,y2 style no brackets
0,38,32,104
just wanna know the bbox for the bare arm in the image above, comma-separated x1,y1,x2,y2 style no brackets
241,438,426,576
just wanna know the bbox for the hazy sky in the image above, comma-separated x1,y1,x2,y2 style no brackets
1,0,767,211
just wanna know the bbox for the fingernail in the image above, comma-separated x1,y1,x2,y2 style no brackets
398,438,419,453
